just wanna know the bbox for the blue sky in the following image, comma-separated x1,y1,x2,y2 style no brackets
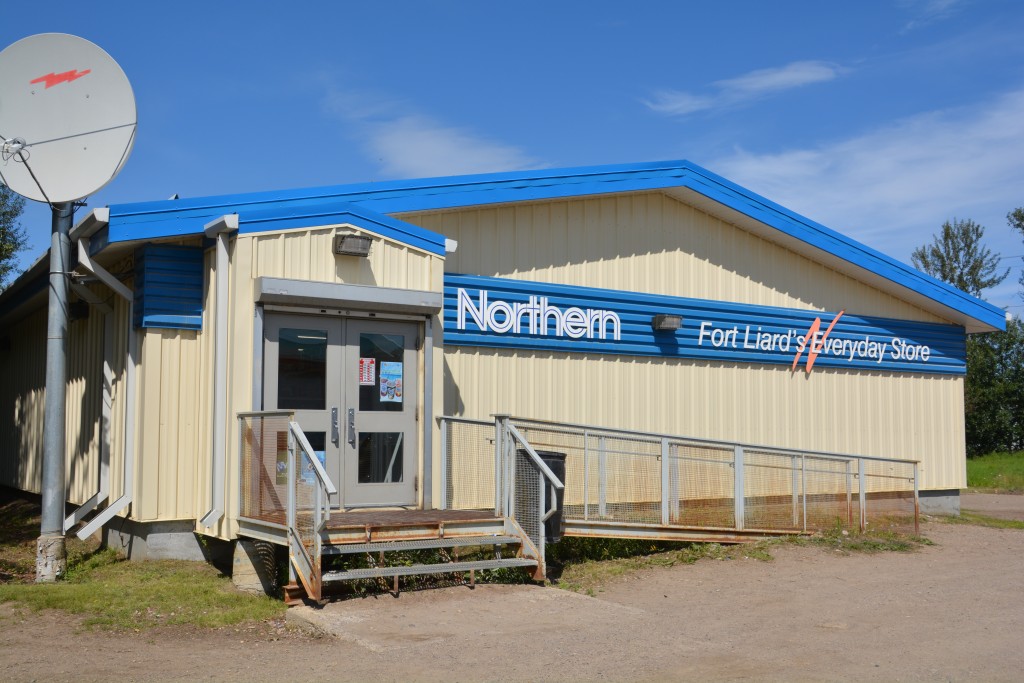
4,0,1024,310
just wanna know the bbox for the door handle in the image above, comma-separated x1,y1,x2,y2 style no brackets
331,407,339,446
347,408,356,448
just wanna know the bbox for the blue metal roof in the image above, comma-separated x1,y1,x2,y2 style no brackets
97,159,1005,332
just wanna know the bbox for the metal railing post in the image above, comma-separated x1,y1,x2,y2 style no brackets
913,463,920,535
287,430,296,532
669,443,680,523
493,415,506,517
791,455,800,527
439,418,449,510
661,438,670,526
505,423,515,519
538,462,546,569
287,429,297,584
801,454,807,533
314,480,323,561
583,430,590,521
858,458,867,532
598,436,608,518
733,446,745,531
845,460,853,528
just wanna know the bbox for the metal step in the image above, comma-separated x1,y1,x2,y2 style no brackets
322,558,538,583
323,534,523,555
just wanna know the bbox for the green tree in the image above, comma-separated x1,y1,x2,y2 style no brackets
912,217,1023,456
1009,207,1024,297
0,185,28,288
911,218,1008,296
965,318,1024,454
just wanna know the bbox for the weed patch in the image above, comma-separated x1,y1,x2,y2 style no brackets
552,527,931,596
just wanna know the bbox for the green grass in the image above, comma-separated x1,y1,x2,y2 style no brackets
0,488,287,630
966,451,1024,492
551,527,931,596
0,549,286,630
942,511,1024,530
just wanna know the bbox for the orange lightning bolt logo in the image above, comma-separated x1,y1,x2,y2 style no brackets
30,69,92,89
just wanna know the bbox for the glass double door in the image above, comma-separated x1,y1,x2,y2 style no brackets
264,314,419,507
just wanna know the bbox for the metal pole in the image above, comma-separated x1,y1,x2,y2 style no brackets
37,202,73,583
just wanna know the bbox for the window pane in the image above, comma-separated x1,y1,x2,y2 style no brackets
358,432,403,483
277,328,327,410
358,333,404,412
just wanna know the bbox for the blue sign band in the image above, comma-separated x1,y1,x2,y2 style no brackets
443,273,967,375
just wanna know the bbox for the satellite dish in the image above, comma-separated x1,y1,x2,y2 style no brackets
0,33,136,204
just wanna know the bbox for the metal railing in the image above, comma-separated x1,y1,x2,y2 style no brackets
439,415,565,571
238,412,337,600
439,415,920,546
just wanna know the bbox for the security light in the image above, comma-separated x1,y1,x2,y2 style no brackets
333,233,372,257
651,314,682,331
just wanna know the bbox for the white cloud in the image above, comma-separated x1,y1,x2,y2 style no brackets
709,88,1024,308
901,0,964,32
320,81,539,178
365,115,540,178
644,90,716,116
715,61,843,96
644,61,845,117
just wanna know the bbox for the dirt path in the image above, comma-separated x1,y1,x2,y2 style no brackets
2,517,1023,682
961,491,1024,520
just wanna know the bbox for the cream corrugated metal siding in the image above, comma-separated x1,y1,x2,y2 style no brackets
413,192,967,491
442,349,964,491
189,224,447,538
410,192,947,324
0,281,133,504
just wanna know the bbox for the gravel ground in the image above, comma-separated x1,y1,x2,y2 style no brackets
1,497,1022,682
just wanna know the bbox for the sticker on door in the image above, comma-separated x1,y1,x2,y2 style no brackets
379,361,403,403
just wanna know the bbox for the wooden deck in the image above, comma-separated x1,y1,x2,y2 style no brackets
326,508,498,529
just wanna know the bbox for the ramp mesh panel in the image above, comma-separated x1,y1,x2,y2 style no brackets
443,420,496,511
238,414,292,526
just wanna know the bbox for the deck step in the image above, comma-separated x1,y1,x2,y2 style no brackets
322,558,537,583
323,535,522,555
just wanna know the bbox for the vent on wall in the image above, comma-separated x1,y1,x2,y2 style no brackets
133,245,204,330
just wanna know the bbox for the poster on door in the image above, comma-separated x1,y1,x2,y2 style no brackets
379,361,403,403
358,357,376,386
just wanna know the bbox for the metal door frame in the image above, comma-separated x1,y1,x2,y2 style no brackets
342,317,421,507
258,305,433,510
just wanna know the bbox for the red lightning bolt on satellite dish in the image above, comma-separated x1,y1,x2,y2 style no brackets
30,69,91,89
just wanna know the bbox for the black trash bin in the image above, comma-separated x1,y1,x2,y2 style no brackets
537,450,567,543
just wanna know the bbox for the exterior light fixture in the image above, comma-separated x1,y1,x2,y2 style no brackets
651,314,682,331
333,233,372,257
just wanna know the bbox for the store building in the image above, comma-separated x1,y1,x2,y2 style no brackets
0,160,1005,569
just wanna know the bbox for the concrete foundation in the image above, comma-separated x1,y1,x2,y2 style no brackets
918,489,961,516
231,539,280,595
102,518,232,567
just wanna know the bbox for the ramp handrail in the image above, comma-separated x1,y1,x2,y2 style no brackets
438,413,921,574
286,421,335,601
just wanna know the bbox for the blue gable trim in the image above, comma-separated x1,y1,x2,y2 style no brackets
444,273,968,376
236,201,446,255
98,159,1005,332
